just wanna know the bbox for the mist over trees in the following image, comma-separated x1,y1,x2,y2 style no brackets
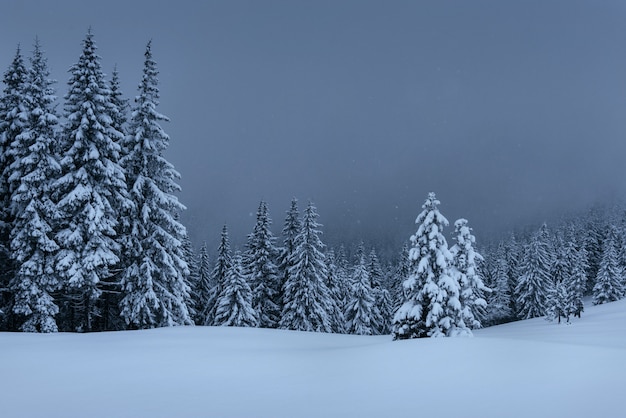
2,31,626,337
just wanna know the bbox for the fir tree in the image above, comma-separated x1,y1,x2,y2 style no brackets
8,40,61,332
450,218,489,329
0,46,28,329
53,30,131,332
109,65,129,139
392,192,466,339
515,224,554,320
276,197,301,313
344,253,375,335
391,242,410,311
593,226,624,305
546,237,570,324
280,201,333,333
214,251,258,327
204,225,232,325
243,201,280,328
193,242,211,324
366,248,387,334
566,237,587,318
486,243,513,325
119,41,191,328
325,249,346,333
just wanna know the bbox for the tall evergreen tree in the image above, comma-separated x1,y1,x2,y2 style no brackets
280,201,333,333
276,197,301,313
193,242,211,324
119,41,191,328
391,242,410,311
243,201,280,328
8,40,61,332
566,236,587,318
0,46,28,329
204,225,232,325
546,237,571,324
366,248,387,334
344,253,375,335
324,249,346,333
486,243,513,325
53,30,131,332
515,224,554,320
450,219,489,329
109,65,129,139
214,251,258,327
392,192,466,339
593,226,624,305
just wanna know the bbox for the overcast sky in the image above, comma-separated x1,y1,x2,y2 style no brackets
2,0,626,251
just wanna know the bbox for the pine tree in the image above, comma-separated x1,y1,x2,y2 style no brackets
392,192,465,339
214,251,258,327
280,201,333,333
243,201,280,328
119,41,191,329
204,225,232,325
515,224,554,320
391,242,410,311
109,65,129,139
593,226,624,305
0,46,28,329
566,237,587,318
193,242,211,324
276,197,301,313
53,30,131,332
344,253,375,335
8,40,61,332
450,218,489,329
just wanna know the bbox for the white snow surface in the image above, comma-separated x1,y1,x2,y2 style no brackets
3,299,626,418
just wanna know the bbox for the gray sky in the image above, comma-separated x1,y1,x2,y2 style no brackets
2,0,626,250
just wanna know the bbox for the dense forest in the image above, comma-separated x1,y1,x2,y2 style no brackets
1,32,624,337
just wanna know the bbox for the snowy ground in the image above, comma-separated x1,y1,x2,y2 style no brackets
2,300,626,418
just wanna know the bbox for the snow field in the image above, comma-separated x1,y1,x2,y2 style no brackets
2,299,626,418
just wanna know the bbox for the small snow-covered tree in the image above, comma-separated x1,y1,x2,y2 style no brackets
243,201,281,328
280,201,333,333
593,226,624,305
366,248,387,334
515,223,554,320
118,41,191,329
392,192,466,339
486,243,513,325
214,251,258,327
8,40,61,332
344,253,375,335
566,237,587,318
546,237,570,324
450,219,489,329
204,225,232,325
53,30,132,332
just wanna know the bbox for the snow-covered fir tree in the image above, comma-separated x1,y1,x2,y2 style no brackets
109,65,129,140
53,30,131,332
393,192,466,339
546,237,570,324
181,233,199,322
0,46,28,328
391,242,410,311
344,252,375,335
566,235,587,318
324,249,346,333
214,251,258,327
204,225,233,325
366,248,387,334
119,41,191,329
515,224,554,320
280,201,333,333
276,197,301,313
243,201,281,328
593,226,624,305
485,242,513,325
450,218,489,329
192,242,211,324
8,40,61,332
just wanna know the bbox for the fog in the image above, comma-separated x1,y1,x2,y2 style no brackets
2,0,626,250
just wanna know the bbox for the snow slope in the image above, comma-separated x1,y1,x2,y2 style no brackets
2,299,626,418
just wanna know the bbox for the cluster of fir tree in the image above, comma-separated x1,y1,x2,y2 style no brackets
0,31,192,333
480,204,626,326
391,192,489,339
187,198,396,335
